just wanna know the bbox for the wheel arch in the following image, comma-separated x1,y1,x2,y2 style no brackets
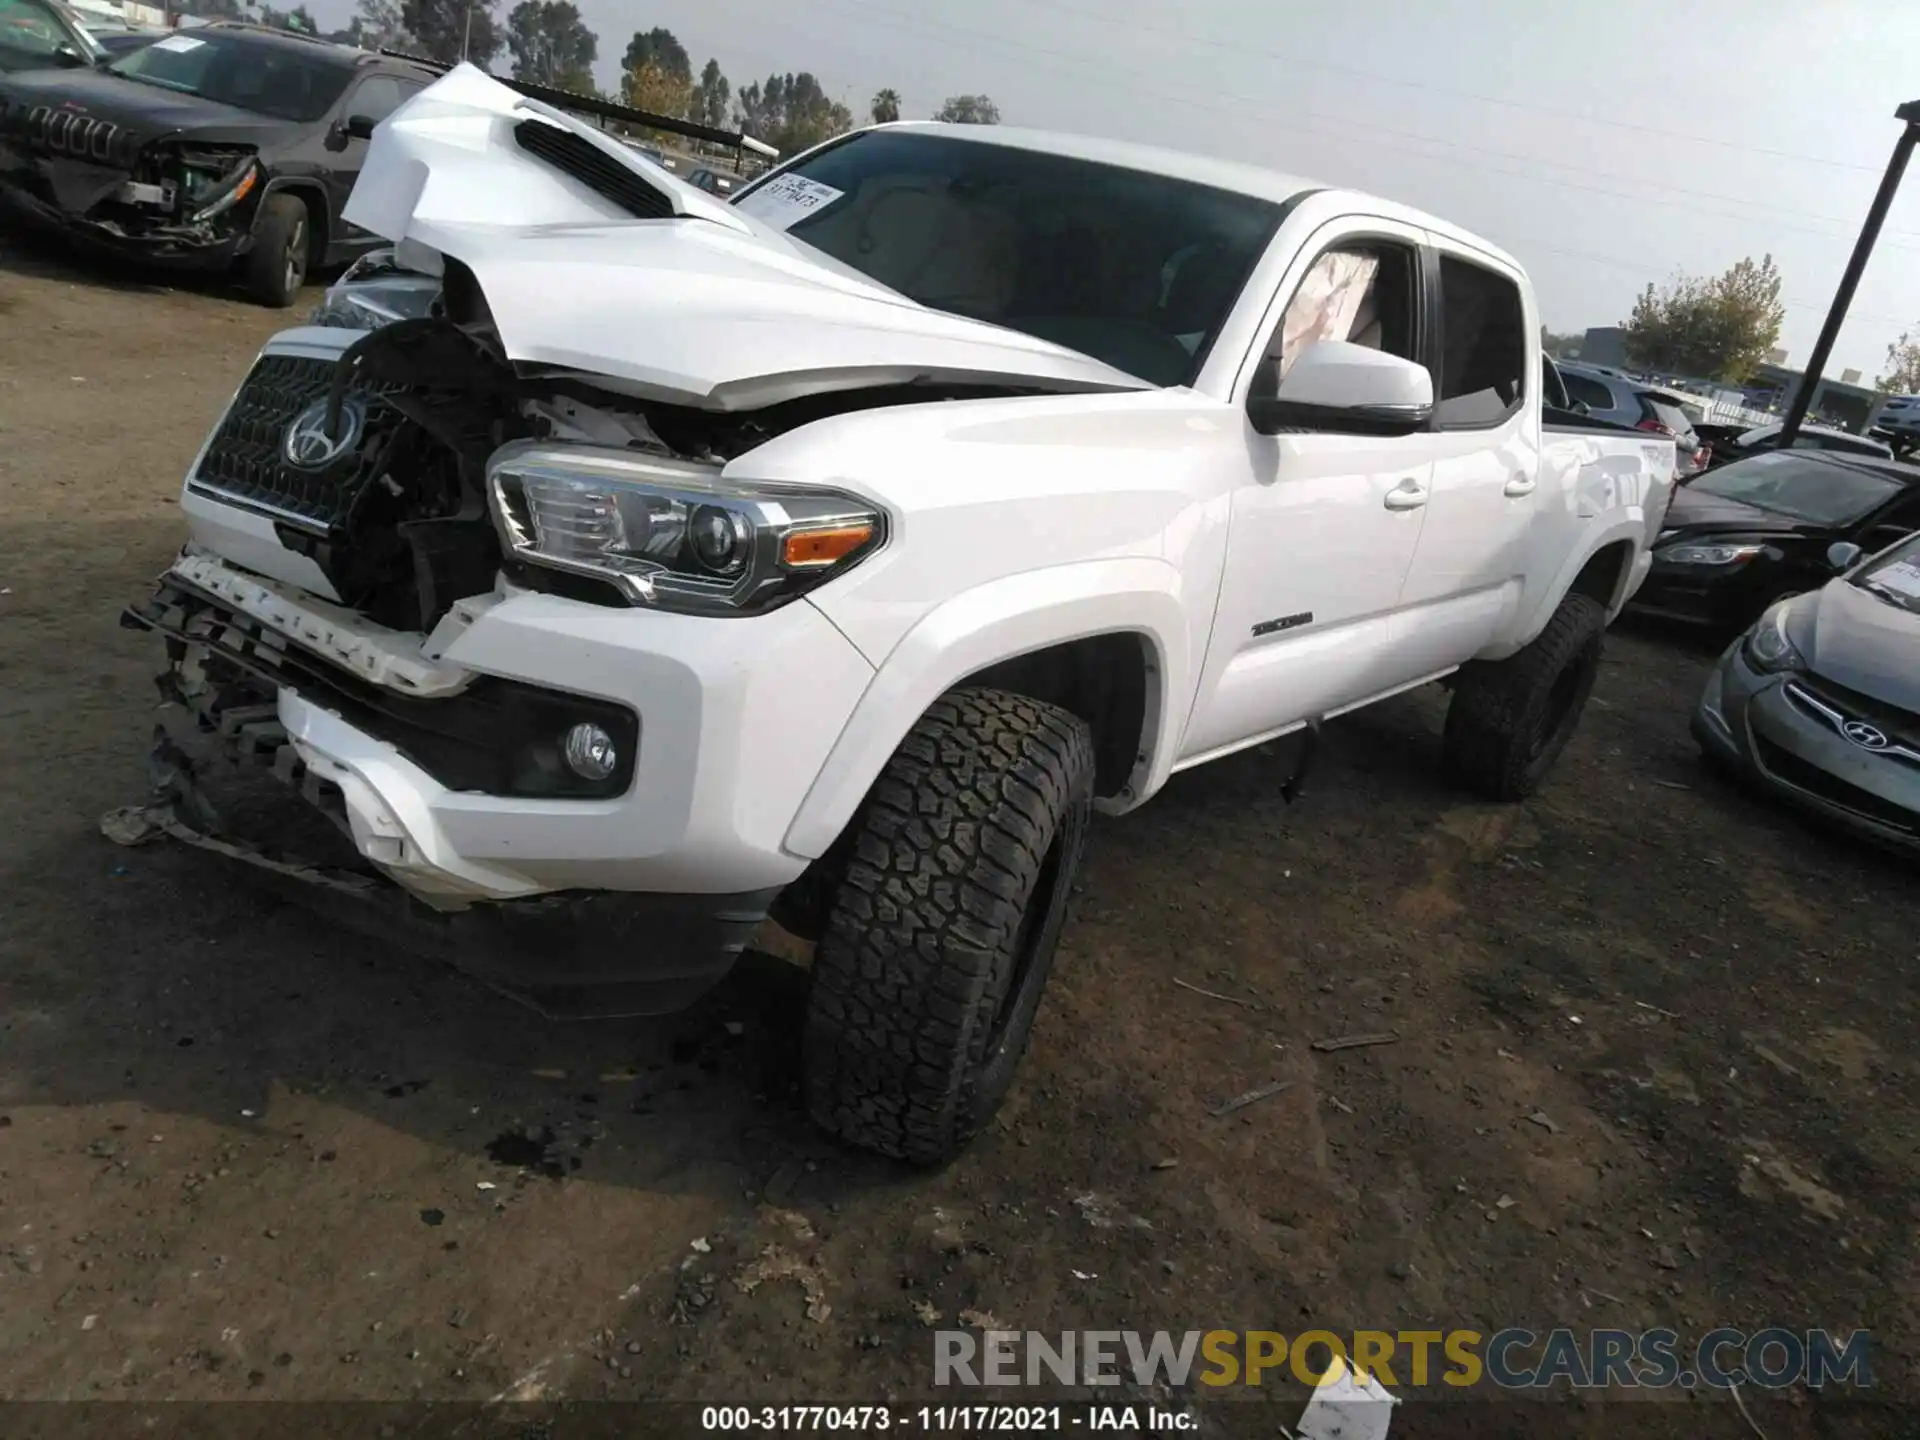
782,559,1190,860
1492,523,1648,661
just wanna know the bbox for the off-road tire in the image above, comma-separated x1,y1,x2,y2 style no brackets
803,688,1095,1165
1443,592,1608,801
245,193,310,308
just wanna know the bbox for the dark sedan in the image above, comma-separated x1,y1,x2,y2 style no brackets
1630,449,1920,632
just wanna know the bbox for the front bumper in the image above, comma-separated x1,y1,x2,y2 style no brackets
1693,641,1920,855
1629,560,1765,629
0,175,248,269
118,555,877,1007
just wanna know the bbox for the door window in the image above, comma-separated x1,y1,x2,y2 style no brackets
1862,492,1920,553
1560,371,1613,411
344,75,407,127
1434,255,1527,428
1252,242,1417,397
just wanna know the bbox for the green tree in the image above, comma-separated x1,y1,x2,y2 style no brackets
621,27,689,91
625,56,691,119
346,0,413,50
400,0,500,64
504,0,596,88
870,87,900,124
933,93,998,124
687,58,730,130
1623,253,1785,382
734,73,853,154
1878,331,1920,394
253,0,318,31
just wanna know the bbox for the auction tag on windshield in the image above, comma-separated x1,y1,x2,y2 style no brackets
152,33,206,51
1873,560,1920,598
736,174,844,230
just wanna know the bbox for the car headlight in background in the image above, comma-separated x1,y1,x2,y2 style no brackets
1742,601,1806,674
1658,541,1766,566
308,248,443,330
486,441,885,616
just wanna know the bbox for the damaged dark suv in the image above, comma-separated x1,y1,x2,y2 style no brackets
0,22,435,305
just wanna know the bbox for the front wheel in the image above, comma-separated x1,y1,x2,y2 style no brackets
244,193,310,308
1442,592,1608,801
803,688,1094,1165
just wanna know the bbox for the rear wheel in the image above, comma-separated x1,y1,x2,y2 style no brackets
244,194,309,308
1443,592,1608,801
803,688,1094,1165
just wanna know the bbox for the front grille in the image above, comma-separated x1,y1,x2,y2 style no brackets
1785,676,1920,758
1752,735,1917,834
513,120,673,220
125,578,638,800
191,354,402,532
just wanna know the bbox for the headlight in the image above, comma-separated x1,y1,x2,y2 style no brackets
486,441,884,616
1659,542,1764,566
1742,601,1805,674
186,158,258,224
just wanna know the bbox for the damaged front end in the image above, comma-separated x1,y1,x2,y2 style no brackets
0,98,262,259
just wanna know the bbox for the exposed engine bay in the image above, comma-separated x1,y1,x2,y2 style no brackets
197,261,1042,635
0,102,261,250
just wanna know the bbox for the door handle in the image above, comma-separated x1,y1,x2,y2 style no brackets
1504,472,1537,497
1384,478,1429,511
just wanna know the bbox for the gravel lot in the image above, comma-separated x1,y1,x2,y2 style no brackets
1,235,1915,1436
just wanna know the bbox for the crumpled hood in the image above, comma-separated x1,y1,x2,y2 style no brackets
1802,578,1920,711
0,65,280,148
340,64,1149,411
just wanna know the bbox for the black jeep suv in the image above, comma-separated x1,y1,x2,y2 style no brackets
0,22,436,305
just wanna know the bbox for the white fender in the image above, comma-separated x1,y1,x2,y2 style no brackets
784,558,1190,859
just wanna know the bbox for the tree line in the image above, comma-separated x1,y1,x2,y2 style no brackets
226,0,1003,156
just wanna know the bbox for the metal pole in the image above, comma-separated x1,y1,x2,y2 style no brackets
1779,103,1920,448
461,0,472,60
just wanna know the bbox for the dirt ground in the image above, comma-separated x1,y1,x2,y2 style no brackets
2,234,1917,1438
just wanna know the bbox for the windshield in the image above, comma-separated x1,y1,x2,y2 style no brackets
1690,451,1903,525
1854,532,1920,615
0,0,100,63
733,129,1284,387
108,32,352,122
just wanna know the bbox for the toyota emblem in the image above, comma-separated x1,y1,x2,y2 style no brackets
282,397,365,470
1841,720,1890,752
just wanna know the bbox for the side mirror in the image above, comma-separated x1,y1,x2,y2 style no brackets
52,41,90,67
1827,541,1862,572
343,113,378,141
1572,399,1591,417
1248,340,1433,437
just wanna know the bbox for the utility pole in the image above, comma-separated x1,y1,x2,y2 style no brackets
1779,99,1920,448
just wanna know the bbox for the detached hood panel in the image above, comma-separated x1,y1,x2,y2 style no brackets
341,65,1149,411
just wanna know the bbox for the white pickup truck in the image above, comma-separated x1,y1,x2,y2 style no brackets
118,66,1676,1163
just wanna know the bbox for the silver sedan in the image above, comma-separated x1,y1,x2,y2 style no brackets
1694,533,1920,854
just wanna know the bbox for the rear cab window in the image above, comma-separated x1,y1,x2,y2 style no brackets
1434,254,1526,428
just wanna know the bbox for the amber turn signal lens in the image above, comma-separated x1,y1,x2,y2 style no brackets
781,523,874,568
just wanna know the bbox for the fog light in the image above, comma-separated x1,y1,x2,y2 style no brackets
563,722,619,781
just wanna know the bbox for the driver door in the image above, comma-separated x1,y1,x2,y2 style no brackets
1179,218,1440,764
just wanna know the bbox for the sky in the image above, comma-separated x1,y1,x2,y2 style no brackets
304,0,1920,380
